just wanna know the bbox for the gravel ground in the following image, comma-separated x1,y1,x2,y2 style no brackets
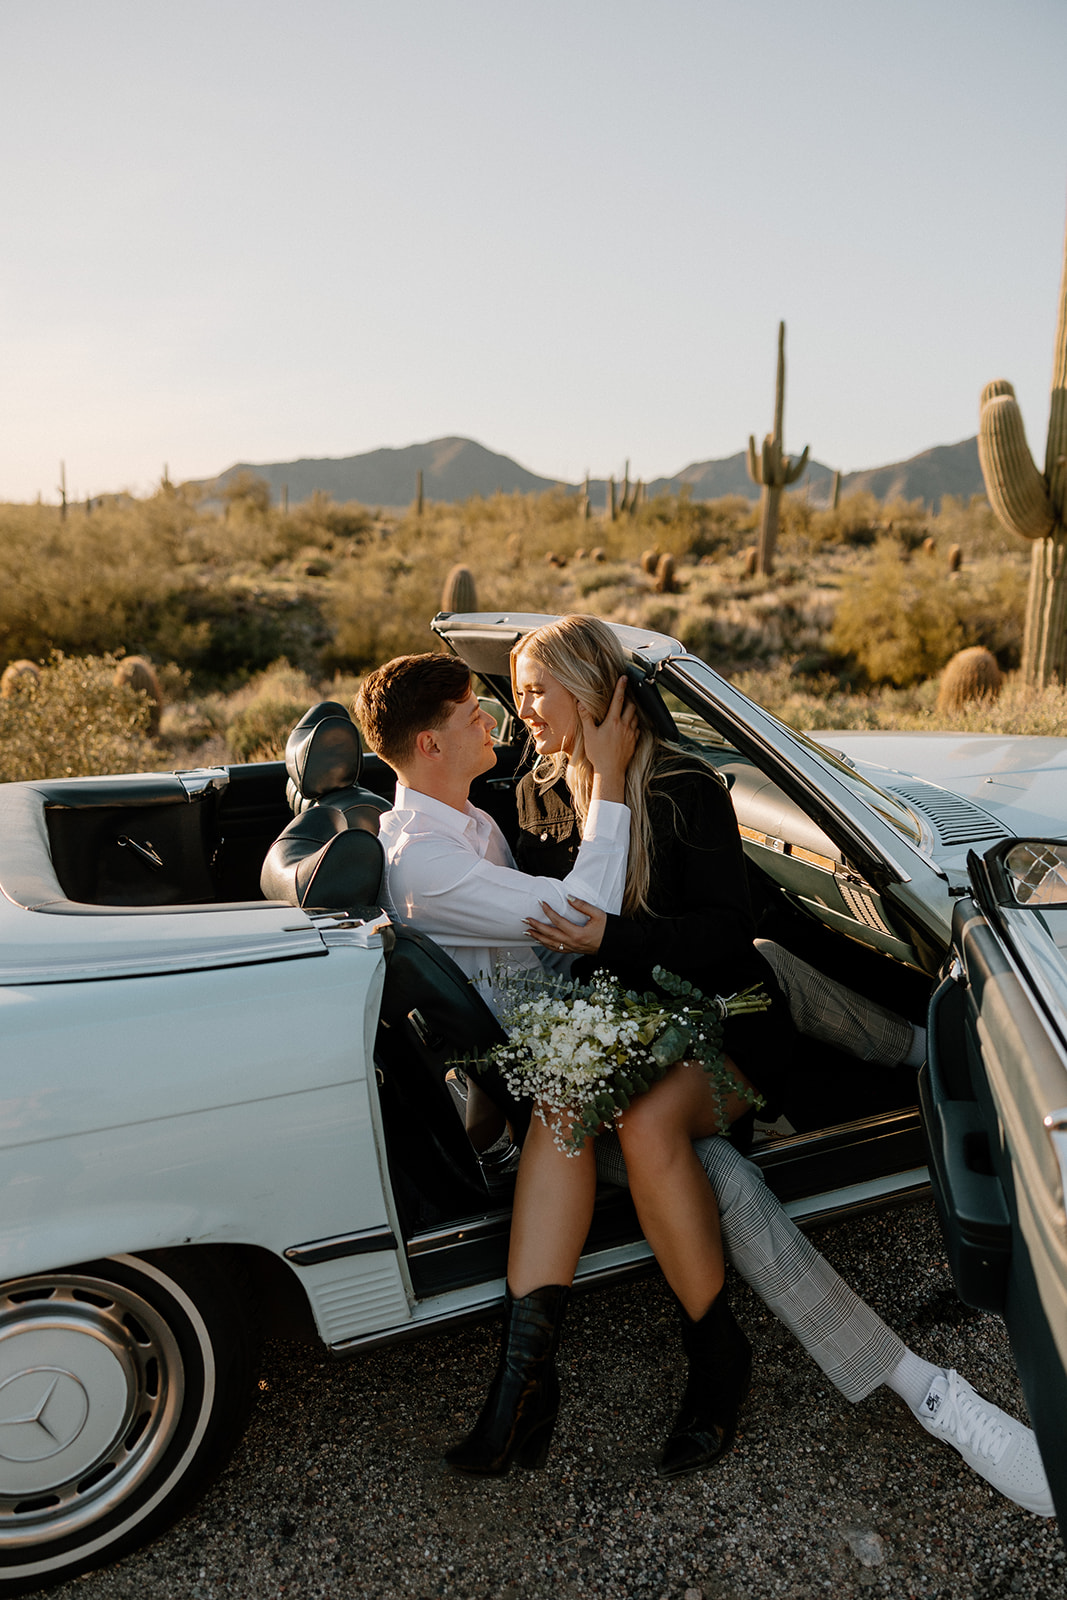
52,1199,1065,1600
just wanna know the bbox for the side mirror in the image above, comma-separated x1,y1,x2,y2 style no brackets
985,839,1067,907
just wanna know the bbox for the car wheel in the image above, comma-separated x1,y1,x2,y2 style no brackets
0,1250,258,1595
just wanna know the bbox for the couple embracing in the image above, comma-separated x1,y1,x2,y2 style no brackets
354,614,1052,1515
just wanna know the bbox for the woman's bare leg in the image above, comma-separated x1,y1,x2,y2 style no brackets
615,1058,745,1319
506,1111,598,1296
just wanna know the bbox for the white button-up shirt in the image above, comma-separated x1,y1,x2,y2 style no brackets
380,782,630,1003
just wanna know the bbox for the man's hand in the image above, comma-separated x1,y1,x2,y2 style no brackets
525,896,607,956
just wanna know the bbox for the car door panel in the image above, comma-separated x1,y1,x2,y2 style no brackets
928,898,1067,1525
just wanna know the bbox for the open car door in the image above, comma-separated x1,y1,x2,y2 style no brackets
923,839,1067,1529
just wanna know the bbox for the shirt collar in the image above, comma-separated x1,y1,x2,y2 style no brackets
393,782,484,839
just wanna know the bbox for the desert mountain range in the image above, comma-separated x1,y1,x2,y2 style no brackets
211,434,984,513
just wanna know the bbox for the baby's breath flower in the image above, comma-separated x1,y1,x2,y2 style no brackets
460,967,769,1156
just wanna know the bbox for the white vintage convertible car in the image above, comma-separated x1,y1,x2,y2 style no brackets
2,612,1066,1591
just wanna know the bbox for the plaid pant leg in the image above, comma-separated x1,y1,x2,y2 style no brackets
595,1131,905,1402
754,939,915,1067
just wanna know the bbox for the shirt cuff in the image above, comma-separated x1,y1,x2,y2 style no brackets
583,797,630,839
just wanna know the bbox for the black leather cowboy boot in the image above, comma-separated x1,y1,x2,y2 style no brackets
658,1287,752,1478
445,1284,570,1475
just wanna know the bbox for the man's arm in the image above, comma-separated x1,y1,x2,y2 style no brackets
386,799,630,947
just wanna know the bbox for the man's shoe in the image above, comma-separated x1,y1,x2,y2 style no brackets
916,1369,1054,1516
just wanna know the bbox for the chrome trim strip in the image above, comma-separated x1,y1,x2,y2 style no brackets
285,1226,399,1265
783,1167,930,1224
174,766,230,798
407,1213,508,1258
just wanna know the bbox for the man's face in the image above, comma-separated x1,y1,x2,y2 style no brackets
435,690,498,784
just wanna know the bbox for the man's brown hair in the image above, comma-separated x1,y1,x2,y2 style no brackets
353,652,472,768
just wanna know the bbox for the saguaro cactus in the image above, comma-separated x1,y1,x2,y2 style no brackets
746,321,809,575
978,214,1067,687
828,469,841,511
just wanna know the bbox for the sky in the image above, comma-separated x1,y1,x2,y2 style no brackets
2,0,1066,503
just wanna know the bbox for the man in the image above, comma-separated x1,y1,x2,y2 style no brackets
358,649,636,1008
353,652,1053,1517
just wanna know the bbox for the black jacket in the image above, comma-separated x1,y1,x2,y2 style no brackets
515,761,793,1110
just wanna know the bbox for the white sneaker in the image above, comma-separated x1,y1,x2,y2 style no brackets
917,1369,1055,1516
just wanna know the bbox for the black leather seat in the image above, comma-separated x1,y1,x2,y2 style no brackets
261,701,527,1226
260,701,390,911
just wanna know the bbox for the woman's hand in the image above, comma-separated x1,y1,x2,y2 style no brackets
580,675,637,802
525,896,607,956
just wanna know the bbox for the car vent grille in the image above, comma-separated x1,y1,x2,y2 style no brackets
885,781,1011,846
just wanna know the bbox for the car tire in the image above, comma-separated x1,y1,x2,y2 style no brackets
0,1250,259,1595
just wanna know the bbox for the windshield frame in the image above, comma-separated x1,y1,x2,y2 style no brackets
660,655,929,887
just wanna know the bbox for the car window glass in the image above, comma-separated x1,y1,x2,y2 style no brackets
666,660,923,847
788,730,924,845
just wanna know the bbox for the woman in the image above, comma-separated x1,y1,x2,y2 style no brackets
445,618,1055,1517
446,614,790,1480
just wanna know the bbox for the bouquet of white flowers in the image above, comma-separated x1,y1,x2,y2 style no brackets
465,965,769,1156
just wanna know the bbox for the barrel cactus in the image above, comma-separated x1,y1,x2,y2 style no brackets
936,646,1003,714
441,563,477,614
654,553,676,594
0,660,41,698
113,655,163,734
978,213,1067,686
746,321,810,575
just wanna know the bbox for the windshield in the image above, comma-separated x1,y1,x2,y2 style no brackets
663,662,925,849
789,729,924,846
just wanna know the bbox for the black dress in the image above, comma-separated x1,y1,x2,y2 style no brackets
514,761,794,1116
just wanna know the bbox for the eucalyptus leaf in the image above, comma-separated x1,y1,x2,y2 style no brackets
650,1021,693,1066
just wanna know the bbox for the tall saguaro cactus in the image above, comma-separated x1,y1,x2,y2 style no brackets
978,214,1067,687
746,321,809,575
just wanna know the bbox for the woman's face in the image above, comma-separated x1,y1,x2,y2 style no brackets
514,648,580,756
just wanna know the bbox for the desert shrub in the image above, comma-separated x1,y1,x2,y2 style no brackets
252,494,375,568
223,660,319,760
829,538,1025,686
292,491,372,543
632,492,754,562
221,472,272,517
170,582,331,685
732,660,1067,738
571,561,636,598
932,494,1005,558
0,652,157,782
805,490,886,548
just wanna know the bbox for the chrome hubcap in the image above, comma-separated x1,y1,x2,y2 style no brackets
0,1272,186,1550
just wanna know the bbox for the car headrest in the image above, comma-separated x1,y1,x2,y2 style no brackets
286,701,365,809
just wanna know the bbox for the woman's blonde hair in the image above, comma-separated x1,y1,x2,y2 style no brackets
510,614,695,916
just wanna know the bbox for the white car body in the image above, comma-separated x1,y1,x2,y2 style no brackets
2,614,1066,1591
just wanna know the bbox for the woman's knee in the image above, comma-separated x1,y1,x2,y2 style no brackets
615,1093,688,1170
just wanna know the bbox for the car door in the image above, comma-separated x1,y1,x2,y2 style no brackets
923,839,1067,1526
